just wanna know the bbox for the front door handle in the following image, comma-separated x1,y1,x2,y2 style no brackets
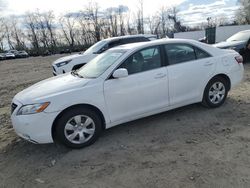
154,73,166,79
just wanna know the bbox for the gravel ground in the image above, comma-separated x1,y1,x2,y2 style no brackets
0,56,250,188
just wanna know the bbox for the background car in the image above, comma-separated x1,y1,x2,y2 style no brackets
12,39,244,148
8,50,19,56
0,53,6,60
16,51,29,58
4,52,15,59
52,34,157,76
213,30,250,54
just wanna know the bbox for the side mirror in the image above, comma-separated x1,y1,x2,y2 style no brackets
112,68,128,79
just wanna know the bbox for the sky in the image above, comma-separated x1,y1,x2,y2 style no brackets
0,0,239,26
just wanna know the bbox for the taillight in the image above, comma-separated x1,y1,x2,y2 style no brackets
235,55,243,64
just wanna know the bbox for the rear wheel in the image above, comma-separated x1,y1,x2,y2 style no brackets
55,107,102,148
202,77,229,108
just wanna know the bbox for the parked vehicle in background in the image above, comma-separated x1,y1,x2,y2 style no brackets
12,39,244,148
213,30,250,55
8,50,19,56
0,53,6,60
52,34,157,75
16,51,29,58
5,52,15,59
241,39,250,63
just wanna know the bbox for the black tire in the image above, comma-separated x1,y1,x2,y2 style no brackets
202,76,229,108
55,107,102,149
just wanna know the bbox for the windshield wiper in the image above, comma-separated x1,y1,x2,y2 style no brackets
71,70,84,78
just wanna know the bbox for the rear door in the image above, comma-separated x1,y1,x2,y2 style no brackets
165,43,216,105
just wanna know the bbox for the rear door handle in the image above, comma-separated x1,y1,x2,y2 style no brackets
154,73,166,79
204,62,213,66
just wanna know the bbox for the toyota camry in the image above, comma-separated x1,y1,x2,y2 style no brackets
11,39,244,148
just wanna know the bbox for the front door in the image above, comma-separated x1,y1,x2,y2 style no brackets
104,46,169,123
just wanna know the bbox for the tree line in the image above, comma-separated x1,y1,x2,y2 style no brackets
0,0,249,55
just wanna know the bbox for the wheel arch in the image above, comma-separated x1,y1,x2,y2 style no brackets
209,73,231,90
51,103,106,141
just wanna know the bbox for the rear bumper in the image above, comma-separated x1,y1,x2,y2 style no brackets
229,64,244,89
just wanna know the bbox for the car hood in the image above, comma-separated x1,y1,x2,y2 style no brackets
14,73,91,104
213,40,245,49
53,54,84,65
52,53,96,65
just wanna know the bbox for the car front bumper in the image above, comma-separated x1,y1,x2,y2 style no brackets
11,100,59,144
52,65,67,76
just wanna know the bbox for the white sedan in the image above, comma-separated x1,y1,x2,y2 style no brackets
11,39,244,148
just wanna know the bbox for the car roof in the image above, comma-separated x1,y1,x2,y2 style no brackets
111,38,192,50
103,34,157,42
110,38,222,56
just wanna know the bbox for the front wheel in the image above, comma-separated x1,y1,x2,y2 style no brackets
55,107,102,148
202,77,229,108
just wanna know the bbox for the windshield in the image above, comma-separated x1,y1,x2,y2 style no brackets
226,32,250,42
84,40,108,54
77,51,125,78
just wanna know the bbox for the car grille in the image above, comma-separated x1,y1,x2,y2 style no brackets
11,103,18,114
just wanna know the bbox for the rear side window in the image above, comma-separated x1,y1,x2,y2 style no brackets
165,44,196,65
194,47,211,59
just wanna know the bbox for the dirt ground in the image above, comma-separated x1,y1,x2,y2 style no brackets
0,56,250,188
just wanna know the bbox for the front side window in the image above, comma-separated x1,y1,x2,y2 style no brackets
78,50,125,78
165,44,196,65
120,46,162,74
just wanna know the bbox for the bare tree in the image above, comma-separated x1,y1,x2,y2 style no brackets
24,12,40,54
106,7,118,37
77,14,95,46
85,2,102,41
136,0,144,34
44,11,57,51
168,7,186,32
36,11,57,52
158,6,170,37
0,17,5,51
59,15,77,49
147,15,160,35
4,19,14,49
117,5,128,36
9,17,26,50
236,0,250,24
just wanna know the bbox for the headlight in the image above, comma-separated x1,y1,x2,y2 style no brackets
56,60,72,67
17,102,50,115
